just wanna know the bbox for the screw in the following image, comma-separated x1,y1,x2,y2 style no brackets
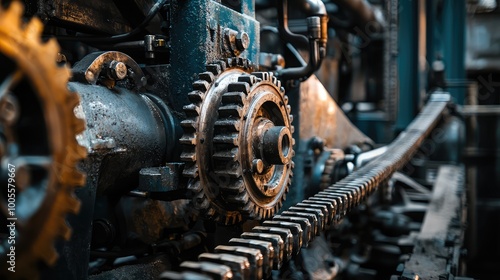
108,60,127,80
252,159,264,174
236,31,250,51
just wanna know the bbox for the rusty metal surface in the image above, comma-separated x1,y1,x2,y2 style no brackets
180,59,294,224
399,165,466,280
72,51,147,90
160,93,451,279
70,81,174,195
299,75,373,149
36,0,133,34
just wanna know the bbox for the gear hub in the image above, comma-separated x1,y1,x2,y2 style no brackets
180,59,294,224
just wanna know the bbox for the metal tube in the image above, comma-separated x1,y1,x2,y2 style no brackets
332,0,385,32
355,146,388,167
70,82,178,194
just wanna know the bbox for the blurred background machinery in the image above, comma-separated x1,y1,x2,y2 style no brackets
0,0,498,279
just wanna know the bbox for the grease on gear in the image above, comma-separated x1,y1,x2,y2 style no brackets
0,2,86,279
180,58,294,225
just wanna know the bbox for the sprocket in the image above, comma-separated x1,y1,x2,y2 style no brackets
319,148,345,190
180,58,294,225
0,2,86,278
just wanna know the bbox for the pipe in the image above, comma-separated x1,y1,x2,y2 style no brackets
276,0,328,81
332,0,385,32
294,0,329,50
355,146,388,167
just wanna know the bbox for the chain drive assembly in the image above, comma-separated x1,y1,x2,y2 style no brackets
163,94,450,280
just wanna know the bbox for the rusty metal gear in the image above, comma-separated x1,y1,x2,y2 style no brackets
180,58,294,224
319,149,345,190
0,2,86,279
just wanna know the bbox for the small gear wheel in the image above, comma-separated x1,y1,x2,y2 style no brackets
319,148,345,190
180,59,294,224
0,2,86,279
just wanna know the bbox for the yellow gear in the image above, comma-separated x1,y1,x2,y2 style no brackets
0,2,86,278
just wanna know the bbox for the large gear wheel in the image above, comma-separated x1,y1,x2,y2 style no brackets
180,58,294,225
0,2,86,279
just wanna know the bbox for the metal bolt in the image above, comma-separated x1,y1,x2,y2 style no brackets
108,60,127,80
236,31,250,51
252,159,264,174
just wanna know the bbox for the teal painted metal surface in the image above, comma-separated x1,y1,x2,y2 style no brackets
442,0,466,104
396,0,420,131
168,0,260,111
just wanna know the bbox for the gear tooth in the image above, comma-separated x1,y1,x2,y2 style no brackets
284,95,289,105
291,137,296,146
67,92,81,111
59,223,72,240
198,71,215,83
180,119,197,130
68,170,86,186
180,135,196,145
242,202,253,214
226,57,236,67
207,208,217,216
218,104,243,118
222,91,246,105
181,151,197,162
289,114,294,124
24,17,44,42
183,104,200,117
280,87,285,95
213,150,237,161
188,90,204,103
238,74,256,85
214,119,240,132
193,80,210,92
228,82,250,94
219,178,245,193
183,164,199,178
290,124,295,134
188,180,202,192
216,60,228,71
75,144,87,159
215,166,241,178
273,77,281,89
43,38,61,63
72,116,86,135
40,247,59,265
66,196,81,214
252,72,270,81
225,191,249,205
206,64,222,75
236,57,245,67
5,1,24,28
213,133,239,145
256,206,264,219
194,193,210,209
286,105,291,114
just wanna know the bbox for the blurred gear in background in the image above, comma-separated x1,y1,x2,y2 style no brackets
0,2,86,279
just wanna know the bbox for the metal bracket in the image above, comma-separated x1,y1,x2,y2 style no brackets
72,51,147,90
